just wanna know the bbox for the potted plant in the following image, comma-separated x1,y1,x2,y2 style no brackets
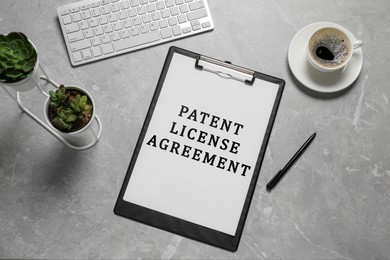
44,84,96,138
0,32,39,92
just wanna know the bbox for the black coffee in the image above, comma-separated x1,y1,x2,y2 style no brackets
309,28,350,68
316,46,334,61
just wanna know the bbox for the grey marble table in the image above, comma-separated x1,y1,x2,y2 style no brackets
1,0,389,259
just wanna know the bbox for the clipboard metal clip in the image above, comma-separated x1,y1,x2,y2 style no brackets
195,55,255,85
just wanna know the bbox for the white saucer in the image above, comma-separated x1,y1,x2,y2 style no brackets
288,22,363,93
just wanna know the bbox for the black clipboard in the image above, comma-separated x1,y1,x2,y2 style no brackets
114,46,285,252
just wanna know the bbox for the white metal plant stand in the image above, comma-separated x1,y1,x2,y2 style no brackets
1,64,102,150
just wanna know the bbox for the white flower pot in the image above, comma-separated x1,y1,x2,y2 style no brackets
44,85,97,145
1,41,40,92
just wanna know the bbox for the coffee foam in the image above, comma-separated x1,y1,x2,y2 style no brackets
309,28,350,68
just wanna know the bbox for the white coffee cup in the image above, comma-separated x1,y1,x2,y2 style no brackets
307,26,363,73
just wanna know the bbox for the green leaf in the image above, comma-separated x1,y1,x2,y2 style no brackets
49,90,56,98
57,108,66,118
66,114,77,123
63,108,73,115
70,100,81,112
5,69,23,79
49,101,59,109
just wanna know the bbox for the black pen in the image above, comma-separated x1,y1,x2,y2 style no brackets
266,132,316,191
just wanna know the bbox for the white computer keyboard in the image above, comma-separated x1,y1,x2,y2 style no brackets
57,0,214,66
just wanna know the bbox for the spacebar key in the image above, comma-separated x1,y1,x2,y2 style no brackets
114,31,161,51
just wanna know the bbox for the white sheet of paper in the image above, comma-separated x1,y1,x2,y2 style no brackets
123,53,279,235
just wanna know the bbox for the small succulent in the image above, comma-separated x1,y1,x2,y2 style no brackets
0,32,38,83
49,85,92,132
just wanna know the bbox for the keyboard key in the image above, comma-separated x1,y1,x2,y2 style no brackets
91,8,101,16
70,39,91,51
111,3,120,12
177,14,186,23
121,29,131,38
130,27,140,36
179,4,189,13
63,15,72,25
81,10,92,19
72,12,82,22
113,21,123,30
130,0,139,7
165,0,174,8
170,6,179,16
137,6,147,15
186,8,207,21
151,12,161,21
191,20,201,30
121,1,130,9
73,51,83,62
91,37,102,45
132,16,142,25
81,4,90,10
68,30,84,42
168,17,177,26
112,31,121,40
128,8,137,17
89,18,99,27
102,5,111,14
182,26,191,33
81,49,93,59
92,46,102,56
93,26,104,35
60,9,70,15
123,19,132,28
102,43,114,54
172,25,181,36
201,21,211,28
159,19,168,28
99,15,109,24
114,31,160,51
149,22,159,31
118,10,128,19
156,1,165,10
65,23,80,33
140,24,149,33
147,3,156,12
109,13,118,22
188,0,204,11
102,34,111,43
160,9,170,18
142,14,151,23
160,27,172,39
103,23,113,33
71,7,80,13
84,28,94,38
80,20,89,30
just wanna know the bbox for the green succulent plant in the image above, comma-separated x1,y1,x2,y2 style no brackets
49,85,93,132
0,32,38,83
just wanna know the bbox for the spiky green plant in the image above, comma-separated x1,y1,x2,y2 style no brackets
49,85,93,132
0,32,38,83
